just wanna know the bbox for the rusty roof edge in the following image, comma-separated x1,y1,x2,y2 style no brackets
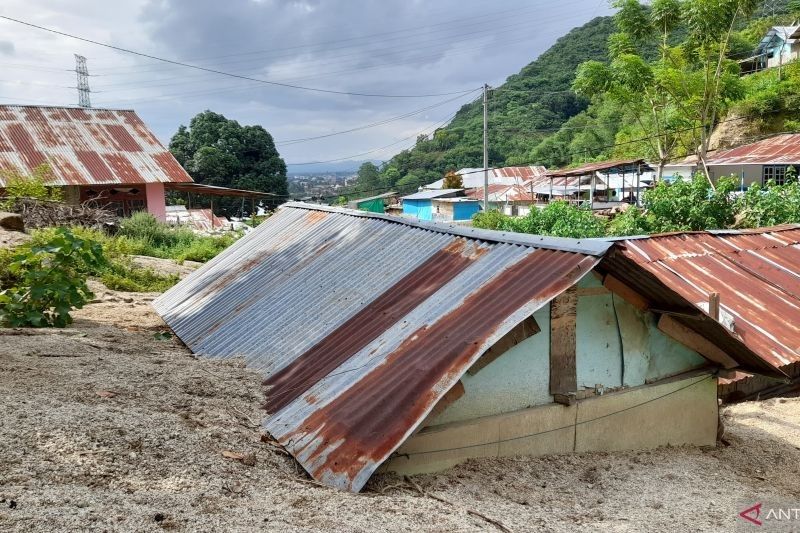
281,202,613,256
617,224,800,241
0,103,137,113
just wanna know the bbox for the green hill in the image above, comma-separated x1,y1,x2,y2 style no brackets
383,16,618,188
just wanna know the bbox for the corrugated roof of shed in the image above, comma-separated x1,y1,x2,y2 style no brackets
153,202,610,491
608,226,800,377
0,105,193,186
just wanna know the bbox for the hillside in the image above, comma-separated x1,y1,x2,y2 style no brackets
383,16,617,188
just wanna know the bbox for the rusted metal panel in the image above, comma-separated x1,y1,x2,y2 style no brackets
0,105,193,187
548,159,647,178
154,204,604,491
707,133,800,165
609,226,800,381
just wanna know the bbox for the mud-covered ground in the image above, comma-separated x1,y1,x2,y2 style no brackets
1,285,799,532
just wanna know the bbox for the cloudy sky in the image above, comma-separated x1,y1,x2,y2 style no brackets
0,0,611,170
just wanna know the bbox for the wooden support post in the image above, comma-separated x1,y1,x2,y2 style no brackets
550,287,577,395
467,316,541,375
657,314,739,369
708,292,720,321
602,274,649,311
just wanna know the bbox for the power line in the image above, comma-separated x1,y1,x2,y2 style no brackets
276,90,480,146
0,15,479,99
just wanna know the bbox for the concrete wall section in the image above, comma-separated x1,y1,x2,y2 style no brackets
385,373,717,476
429,306,552,426
576,276,623,390
145,182,166,222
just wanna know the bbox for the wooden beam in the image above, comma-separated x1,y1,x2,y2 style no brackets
467,316,541,375
550,287,577,395
708,292,720,321
657,315,739,369
418,380,465,428
603,274,650,311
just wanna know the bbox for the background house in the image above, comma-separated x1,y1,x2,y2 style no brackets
0,105,193,220
704,133,800,187
154,203,782,492
740,26,800,73
401,189,464,220
426,165,547,190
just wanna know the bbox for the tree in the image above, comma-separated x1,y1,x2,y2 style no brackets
354,162,382,196
169,111,287,215
442,171,464,189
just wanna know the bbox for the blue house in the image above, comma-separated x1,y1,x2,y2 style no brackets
402,189,472,221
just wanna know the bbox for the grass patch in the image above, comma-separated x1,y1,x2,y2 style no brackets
23,213,239,293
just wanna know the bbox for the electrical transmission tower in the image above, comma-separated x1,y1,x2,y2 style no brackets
74,54,91,108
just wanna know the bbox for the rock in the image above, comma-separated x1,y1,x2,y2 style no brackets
0,211,24,232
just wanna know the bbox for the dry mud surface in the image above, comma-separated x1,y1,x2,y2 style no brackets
1,288,799,532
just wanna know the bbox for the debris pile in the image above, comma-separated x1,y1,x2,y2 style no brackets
6,198,118,230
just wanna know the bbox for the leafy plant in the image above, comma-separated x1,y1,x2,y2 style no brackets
0,227,105,327
642,173,738,231
1,165,63,208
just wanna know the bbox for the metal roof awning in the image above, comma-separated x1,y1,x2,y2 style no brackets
547,159,650,178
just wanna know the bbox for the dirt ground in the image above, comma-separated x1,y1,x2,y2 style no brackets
1,287,799,532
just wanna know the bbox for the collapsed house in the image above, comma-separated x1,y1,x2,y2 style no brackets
153,203,784,492
608,227,800,402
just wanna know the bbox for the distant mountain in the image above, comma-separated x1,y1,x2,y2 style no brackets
286,159,383,175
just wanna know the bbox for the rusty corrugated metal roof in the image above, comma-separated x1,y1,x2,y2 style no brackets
166,206,227,232
153,203,609,491
608,226,800,376
0,105,193,187
548,159,648,178
706,133,800,166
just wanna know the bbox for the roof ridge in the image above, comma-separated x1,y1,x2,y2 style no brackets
281,202,612,256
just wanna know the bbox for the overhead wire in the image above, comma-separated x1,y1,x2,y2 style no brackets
0,15,479,99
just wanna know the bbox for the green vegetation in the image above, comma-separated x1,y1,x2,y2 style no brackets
473,173,800,237
115,212,239,263
0,165,62,209
0,228,104,327
169,110,287,215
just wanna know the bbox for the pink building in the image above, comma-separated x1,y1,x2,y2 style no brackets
0,105,193,220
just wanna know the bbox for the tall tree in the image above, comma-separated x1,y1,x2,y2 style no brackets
354,162,382,195
169,111,287,214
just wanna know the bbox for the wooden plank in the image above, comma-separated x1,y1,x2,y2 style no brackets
550,287,577,395
467,316,541,375
708,292,720,321
603,274,649,311
419,380,465,428
576,286,610,297
657,315,739,369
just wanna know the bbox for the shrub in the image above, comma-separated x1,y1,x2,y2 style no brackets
0,165,63,208
472,210,509,230
643,174,737,232
0,227,105,327
737,180,800,227
607,207,652,236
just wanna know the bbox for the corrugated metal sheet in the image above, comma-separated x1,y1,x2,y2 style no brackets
548,159,648,178
402,189,462,200
707,133,800,166
607,226,800,378
154,203,608,491
0,105,193,187
166,206,226,232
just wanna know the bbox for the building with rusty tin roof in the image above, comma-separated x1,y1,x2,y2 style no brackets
153,203,785,491
0,105,193,220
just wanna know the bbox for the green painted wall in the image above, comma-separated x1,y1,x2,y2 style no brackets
429,276,708,428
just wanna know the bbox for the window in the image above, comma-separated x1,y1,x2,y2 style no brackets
763,165,788,185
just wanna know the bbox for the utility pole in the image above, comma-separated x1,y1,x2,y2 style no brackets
74,54,91,108
483,83,489,211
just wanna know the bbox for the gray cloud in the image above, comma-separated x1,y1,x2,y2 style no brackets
0,41,14,56
1,0,612,164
